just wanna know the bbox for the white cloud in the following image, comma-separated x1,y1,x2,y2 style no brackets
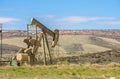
41,15,56,18
97,21,120,25
0,17,20,24
40,15,117,25
56,16,115,24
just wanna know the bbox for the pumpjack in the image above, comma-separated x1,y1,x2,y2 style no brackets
16,18,59,65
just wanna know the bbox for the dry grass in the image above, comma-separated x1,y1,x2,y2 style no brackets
106,62,120,67
2,35,114,54
91,64,102,68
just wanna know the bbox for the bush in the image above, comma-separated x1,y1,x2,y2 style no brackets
91,64,102,68
106,62,120,67
62,60,69,65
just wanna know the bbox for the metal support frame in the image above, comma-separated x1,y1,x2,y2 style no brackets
0,24,2,59
43,32,52,64
43,34,47,65
27,25,52,65
27,24,29,38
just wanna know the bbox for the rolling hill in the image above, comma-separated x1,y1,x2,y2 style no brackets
2,34,120,55
1,30,120,64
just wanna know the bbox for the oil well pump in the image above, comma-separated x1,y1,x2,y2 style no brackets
16,18,59,65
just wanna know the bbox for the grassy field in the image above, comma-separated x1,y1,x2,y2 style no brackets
0,63,120,79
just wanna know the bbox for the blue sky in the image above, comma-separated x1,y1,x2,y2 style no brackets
0,0,120,30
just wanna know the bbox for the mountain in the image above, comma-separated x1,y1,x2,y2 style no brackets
2,30,120,38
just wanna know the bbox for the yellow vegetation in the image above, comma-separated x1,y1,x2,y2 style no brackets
106,62,120,67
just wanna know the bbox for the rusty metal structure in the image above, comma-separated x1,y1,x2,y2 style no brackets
16,18,59,65
0,24,2,59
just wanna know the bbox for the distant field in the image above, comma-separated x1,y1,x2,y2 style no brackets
1,35,120,65
3,37,26,48
59,35,110,54
2,35,120,55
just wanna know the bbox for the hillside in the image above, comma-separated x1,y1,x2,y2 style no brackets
1,30,120,53
59,49,120,64
1,30,120,64
59,35,110,54
2,34,120,54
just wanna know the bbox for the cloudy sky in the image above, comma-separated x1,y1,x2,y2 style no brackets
0,0,120,30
